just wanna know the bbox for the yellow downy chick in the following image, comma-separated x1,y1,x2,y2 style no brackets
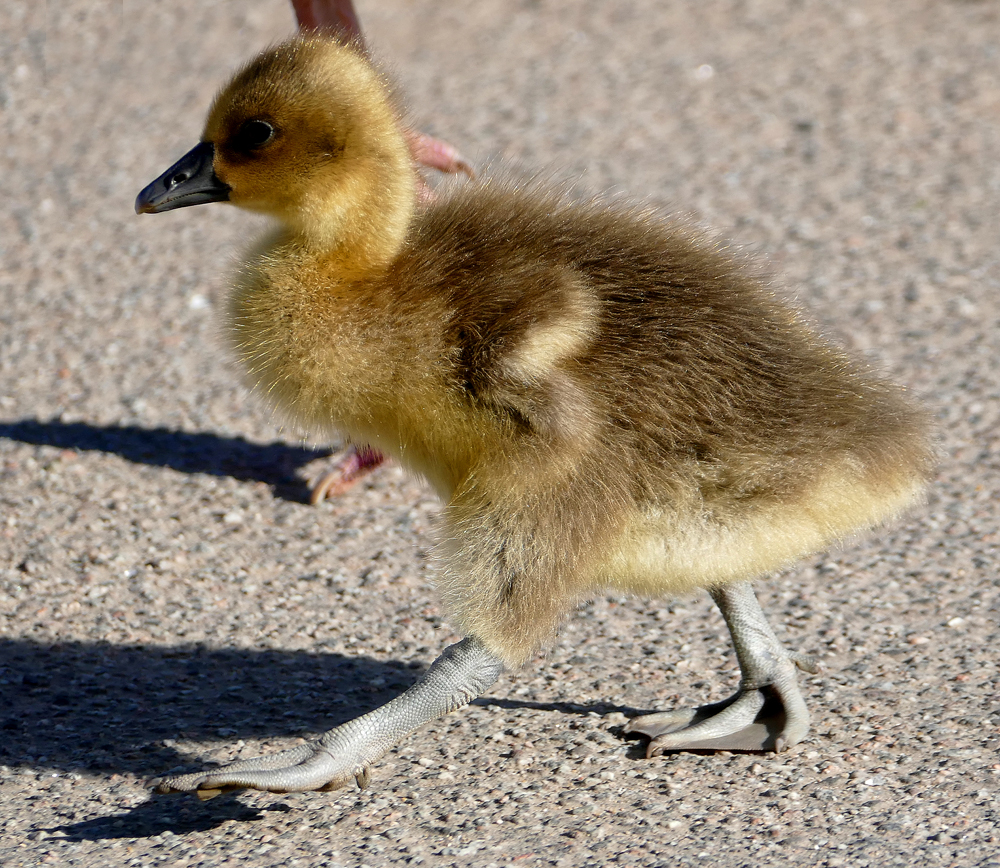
136,37,933,798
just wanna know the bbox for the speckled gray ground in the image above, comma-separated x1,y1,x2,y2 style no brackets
1,1,998,866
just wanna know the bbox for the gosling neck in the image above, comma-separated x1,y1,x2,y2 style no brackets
286,152,417,276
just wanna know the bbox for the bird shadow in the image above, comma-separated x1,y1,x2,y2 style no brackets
1,638,426,780
0,418,333,503
4,638,645,840
48,793,281,841
5,638,426,840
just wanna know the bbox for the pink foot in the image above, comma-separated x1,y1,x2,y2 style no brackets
310,445,386,504
404,129,475,179
291,0,474,188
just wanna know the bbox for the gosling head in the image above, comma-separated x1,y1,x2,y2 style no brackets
136,38,416,261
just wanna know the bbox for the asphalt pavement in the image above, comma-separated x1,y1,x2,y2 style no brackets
1,1,997,866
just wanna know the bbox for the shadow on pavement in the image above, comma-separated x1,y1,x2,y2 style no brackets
2,638,647,777
0,419,333,502
4,637,650,838
1,638,425,780
49,793,279,841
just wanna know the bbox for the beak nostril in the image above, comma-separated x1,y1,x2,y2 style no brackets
136,141,227,212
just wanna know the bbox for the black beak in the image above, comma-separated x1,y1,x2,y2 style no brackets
135,142,231,214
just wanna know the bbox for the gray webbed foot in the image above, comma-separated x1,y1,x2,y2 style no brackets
151,637,503,800
150,741,366,800
624,582,819,756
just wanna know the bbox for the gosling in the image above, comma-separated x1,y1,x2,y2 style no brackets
135,36,933,798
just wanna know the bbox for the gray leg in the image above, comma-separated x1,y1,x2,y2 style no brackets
624,582,818,755
152,637,503,799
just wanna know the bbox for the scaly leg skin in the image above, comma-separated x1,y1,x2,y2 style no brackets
310,445,386,504
151,637,503,800
290,0,365,44
624,581,819,756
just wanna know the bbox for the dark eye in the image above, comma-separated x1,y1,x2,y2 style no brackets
233,119,275,151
